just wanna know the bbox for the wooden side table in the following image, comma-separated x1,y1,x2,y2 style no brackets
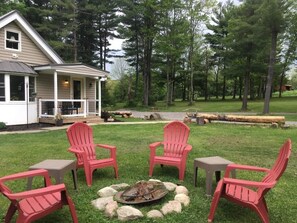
27,159,77,190
194,156,236,196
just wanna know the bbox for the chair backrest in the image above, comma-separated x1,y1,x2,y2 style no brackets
67,122,96,163
163,121,190,157
258,139,292,197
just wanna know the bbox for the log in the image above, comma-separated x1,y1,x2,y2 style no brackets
196,113,285,124
108,111,132,117
224,115,285,124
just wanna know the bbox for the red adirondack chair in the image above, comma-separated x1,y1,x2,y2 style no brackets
149,120,192,180
208,139,292,223
66,122,118,186
0,169,78,223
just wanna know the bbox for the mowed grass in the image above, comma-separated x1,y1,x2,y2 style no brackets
109,92,297,115
0,123,296,223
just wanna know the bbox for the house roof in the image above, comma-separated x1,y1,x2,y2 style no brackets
0,60,37,75
0,10,64,64
33,63,108,78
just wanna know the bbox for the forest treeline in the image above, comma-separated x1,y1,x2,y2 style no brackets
1,0,297,113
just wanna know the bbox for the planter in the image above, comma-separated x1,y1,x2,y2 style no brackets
55,119,63,126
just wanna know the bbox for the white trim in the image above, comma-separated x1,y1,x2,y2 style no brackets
4,28,22,52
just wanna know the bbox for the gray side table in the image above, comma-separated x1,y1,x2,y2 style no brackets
27,159,77,190
194,156,236,196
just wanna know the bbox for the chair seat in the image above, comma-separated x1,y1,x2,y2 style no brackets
19,192,61,215
154,156,182,164
89,158,114,166
225,184,257,203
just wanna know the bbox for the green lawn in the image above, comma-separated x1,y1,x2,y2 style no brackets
107,93,297,114
0,123,296,222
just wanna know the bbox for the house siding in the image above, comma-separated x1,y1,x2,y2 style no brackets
37,74,71,99
0,22,53,65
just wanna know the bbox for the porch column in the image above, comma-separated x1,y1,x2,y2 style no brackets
98,79,101,116
98,77,107,116
54,71,58,115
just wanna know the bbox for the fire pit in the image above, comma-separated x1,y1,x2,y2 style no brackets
114,181,168,205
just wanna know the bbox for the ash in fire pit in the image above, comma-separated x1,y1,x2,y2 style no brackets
114,181,168,205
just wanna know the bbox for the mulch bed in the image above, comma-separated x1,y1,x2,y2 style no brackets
0,123,53,132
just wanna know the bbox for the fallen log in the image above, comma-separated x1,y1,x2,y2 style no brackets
224,115,285,124
108,111,132,117
196,113,285,124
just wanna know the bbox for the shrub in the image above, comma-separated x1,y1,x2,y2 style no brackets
0,122,6,130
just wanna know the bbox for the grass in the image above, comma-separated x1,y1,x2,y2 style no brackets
0,123,296,222
106,91,297,113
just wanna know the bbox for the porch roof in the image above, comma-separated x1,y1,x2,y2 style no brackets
0,60,37,75
33,63,109,78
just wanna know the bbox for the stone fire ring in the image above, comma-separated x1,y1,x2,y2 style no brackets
91,179,190,221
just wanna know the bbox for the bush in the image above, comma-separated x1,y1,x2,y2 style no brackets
0,122,6,130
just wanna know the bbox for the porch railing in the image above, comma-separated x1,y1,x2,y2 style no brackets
38,99,100,118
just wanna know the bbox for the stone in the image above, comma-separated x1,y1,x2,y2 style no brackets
97,187,118,197
163,182,177,191
148,179,162,182
271,122,279,128
175,186,188,195
174,194,190,206
105,201,118,218
110,183,130,191
91,196,114,211
147,210,164,218
117,206,143,221
161,200,182,215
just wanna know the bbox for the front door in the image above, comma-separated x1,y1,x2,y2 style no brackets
73,80,81,108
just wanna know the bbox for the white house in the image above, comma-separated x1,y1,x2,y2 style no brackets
0,10,108,126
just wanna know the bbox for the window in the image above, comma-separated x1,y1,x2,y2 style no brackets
10,75,25,101
5,30,21,51
29,76,35,102
0,74,4,101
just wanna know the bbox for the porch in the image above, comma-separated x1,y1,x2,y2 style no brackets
38,99,104,125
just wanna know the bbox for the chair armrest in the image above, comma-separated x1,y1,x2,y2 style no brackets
223,178,275,189
96,144,116,150
4,184,66,200
183,144,192,153
149,142,162,149
68,147,85,155
225,164,270,177
0,169,50,183
96,144,117,158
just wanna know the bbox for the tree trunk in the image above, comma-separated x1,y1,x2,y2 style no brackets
241,57,251,111
222,75,226,100
263,31,278,114
233,77,237,99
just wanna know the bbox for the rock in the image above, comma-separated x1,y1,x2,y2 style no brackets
97,187,118,197
91,196,114,211
175,186,188,195
174,194,190,206
105,201,118,218
163,182,177,191
110,183,130,191
161,200,182,215
117,206,143,221
147,210,164,218
271,122,279,128
148,179,162,182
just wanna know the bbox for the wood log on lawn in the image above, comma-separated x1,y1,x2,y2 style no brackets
196,113,220,120
224,115,285,124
